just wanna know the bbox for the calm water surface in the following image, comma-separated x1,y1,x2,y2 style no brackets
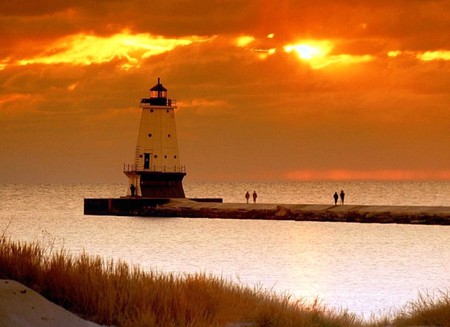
1,182,449,319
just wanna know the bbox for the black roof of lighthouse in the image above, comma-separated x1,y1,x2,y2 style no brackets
150,78,167,92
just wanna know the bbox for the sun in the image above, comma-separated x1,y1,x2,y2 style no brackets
284,41,332,60
285,44,321,60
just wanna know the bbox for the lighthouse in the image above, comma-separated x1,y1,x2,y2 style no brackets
124,78,186,198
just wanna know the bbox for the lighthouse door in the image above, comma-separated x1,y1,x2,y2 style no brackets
144,153,150,170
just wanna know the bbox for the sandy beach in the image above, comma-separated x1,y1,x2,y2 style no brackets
0,280,102,327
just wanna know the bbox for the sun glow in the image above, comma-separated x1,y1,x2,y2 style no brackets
284,43,329,60
386,50,450,61
418,50,450,61
284,40,373,69
236,36,255,47
285,169,450,181
284,41,332,60
387,51,401,57
284,41,334,69
14,31,208,70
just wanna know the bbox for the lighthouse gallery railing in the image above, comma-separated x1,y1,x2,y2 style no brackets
123,164,186,174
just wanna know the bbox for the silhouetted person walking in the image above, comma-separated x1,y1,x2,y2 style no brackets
340,190,345,205
245,191,250,203
130,184,136,197
252,191,257,203
333,192,339,205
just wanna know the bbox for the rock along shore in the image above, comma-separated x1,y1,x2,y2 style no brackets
84,198,450,225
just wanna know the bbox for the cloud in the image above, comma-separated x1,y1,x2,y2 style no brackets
14,31,208,70
0,0,449,183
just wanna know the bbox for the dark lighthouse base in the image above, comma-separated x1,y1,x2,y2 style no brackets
139,171,186,198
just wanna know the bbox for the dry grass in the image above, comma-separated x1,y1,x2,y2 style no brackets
0,236,448,327
389,291,450,327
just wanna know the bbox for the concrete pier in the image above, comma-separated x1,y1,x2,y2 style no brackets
84,198,450,225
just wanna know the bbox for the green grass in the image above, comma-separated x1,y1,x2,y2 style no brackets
0,236,449,327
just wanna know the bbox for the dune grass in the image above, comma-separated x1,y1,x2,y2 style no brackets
0,236,448,327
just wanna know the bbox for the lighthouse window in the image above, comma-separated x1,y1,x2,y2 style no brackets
168,134,171,138
154,155,158,158
174,155,177,159
150,109,154,113
166,109,169,113
148,133,152,138
164,155,167,159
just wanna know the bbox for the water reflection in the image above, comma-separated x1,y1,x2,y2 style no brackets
1,183,449,319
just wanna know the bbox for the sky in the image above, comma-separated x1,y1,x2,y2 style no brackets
1,0,449,184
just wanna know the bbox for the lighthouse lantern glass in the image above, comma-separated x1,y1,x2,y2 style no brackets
150,89,167,99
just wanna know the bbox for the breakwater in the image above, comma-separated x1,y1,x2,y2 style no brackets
84,198,450,225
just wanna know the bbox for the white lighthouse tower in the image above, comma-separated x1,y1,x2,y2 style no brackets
124,78,186,198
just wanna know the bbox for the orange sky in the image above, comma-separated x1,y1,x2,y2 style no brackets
1,0,449,183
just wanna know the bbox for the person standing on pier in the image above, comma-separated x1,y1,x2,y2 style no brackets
245,191,250,203
340,190,345,205
333,192,339,205
252,191,258,203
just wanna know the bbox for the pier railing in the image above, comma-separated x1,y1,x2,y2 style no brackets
123,164,186,174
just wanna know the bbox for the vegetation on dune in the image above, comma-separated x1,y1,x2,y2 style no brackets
389,291,450,327
0,236,449,327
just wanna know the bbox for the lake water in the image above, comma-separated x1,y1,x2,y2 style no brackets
1,181,449,319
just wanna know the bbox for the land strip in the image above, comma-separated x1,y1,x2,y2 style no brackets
84,198,450,225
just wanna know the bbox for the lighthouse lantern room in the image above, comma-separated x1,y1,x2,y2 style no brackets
124,78,186,198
